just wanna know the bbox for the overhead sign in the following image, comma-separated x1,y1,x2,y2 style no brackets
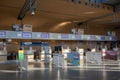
23,24,32,32
22,32,32,38
41,33,49,39
75,35,81,40
78,29,84,34
0,31,6,38
0,31,117,41
49,33,61,40
61,34,69,40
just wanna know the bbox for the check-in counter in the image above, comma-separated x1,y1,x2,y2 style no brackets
0,50,7,62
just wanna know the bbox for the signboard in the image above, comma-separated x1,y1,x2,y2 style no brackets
0,31,117,41
53,54,64,68
86,52,102,64
84,35,90,40
75,35,81,40
69,34,75,40
78,29,84,34
67,52,80,66
18,50,24,60
61,34,69,40
111,36,117,41
0,31,6,38
6,31,22,39
23,24,32,32
104,51,118,60
32,32,41,39
22,32,32,38
41,33,49,39
100,36,105,41
90,35,97,40
12,24,23,31
49,33,61,39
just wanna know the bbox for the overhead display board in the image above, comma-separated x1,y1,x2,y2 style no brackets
101,36,105,41
32,32,41,39
22,32,32,38
0,31,6,38
49,33,61,40
6,31,22,39
0,30,117,41
75,35,81,40
40,33,49,39
69,34,75,40
61,34,69,40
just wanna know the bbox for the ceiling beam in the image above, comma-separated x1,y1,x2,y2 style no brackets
17,0,36,20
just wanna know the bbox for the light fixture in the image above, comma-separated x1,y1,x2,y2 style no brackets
31,9,35,16
31,0,37,16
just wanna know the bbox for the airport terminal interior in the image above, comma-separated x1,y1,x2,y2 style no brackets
0,0,120,80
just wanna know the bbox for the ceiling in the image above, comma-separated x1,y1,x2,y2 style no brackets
0,0,120,33
103,0,120,5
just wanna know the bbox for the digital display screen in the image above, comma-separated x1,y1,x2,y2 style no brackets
41,33,49,39
0,31,6,37
22,32,32,38
61,34,69,39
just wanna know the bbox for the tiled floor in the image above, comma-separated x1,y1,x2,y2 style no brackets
0,60,120,80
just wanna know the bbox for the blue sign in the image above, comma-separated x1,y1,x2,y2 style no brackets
61,34,69,39
101,36,105,41
41,33,49,39
75,35,81,40
0,31,6,37
22,32,32,38
21,42,49,46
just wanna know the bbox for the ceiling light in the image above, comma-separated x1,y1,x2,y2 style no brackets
83,12,95,14
31,9,35,16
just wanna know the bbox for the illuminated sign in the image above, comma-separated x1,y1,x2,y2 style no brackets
61,34,69,39
0,31,6,37
75,35,81,40
22,32,32,38
41,33,49,39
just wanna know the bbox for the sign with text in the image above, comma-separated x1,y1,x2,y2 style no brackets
41,33,49,39
49,33,61,39
22,32,32,38
61,34,69,40
104,51,118,60
23,24,32,32
0,31,6,38
75,35,81,40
